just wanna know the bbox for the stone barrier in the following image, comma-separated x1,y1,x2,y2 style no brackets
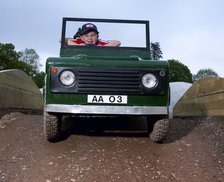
0,69,43,114
173,77,224,116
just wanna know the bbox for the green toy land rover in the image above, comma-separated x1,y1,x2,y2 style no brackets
44,17,170,142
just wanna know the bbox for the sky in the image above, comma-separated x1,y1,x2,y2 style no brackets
1,0,224,77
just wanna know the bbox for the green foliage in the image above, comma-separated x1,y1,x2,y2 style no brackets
19,48,42,72
0,42,45,88
151,42,163,60
33,71,45,88
193,68,219,82
0,43,21,70
7,60,35,75
168,59,193,83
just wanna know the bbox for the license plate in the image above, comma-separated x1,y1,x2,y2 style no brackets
87,95,127,104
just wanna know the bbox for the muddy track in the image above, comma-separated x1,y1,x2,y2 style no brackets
0,113,223,182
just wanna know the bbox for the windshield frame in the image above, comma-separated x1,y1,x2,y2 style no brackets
61,17,150,51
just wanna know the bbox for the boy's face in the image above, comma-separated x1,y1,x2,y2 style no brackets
81,31,98,45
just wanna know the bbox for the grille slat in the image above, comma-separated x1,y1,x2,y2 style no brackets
79,80,138,85
79,77,139,82
79,84,139,89
79,73,139,78
79,88,139,93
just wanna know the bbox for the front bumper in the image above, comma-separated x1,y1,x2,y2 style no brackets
45,104,168,115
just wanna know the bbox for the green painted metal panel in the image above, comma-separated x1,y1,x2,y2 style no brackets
46,57,169,70
60,47,151,59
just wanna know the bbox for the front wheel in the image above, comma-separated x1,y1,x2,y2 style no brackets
44,112,62,142
149,119,169,143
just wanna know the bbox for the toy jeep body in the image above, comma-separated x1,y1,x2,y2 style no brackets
44,17,170,142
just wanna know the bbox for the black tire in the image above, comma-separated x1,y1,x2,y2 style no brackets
44,112,62,142
149,119,169,143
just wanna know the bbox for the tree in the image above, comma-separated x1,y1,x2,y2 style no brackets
33,71,45,88
7,59,35,75
19,48,45,88
0,43,45,88
0,43,20,70
168,59,193,83
151,42,163,60
193,68,219,82
19,48,42,72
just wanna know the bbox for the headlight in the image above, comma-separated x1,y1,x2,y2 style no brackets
60,70,75,86
142,73,157,89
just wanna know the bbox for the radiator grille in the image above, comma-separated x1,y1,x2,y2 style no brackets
77,69,141,94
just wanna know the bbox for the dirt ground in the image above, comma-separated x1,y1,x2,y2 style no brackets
0,112,223,182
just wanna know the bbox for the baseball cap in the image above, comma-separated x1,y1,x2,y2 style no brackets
79,23,99,35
